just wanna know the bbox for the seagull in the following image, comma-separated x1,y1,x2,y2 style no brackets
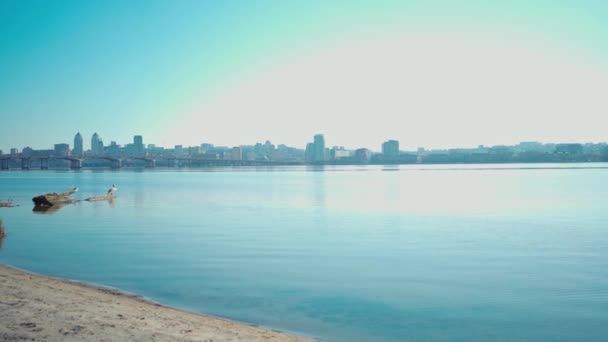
107,184,118,196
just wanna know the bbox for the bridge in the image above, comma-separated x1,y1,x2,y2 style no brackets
0,155,302,170
1,155,83,170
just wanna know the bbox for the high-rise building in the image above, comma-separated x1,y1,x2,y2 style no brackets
231,146,242,160
10,148,19,155
305,143,314,162
108,141,120,157
97,138,104,156
382,140,399,161
73,132,83,157
264,140,275,160
354,148,372,163
91,133,100,155
54,143,70,157
133,135,144,156
313,134,325,163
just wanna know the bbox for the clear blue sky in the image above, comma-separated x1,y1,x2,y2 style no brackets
1,0,607,151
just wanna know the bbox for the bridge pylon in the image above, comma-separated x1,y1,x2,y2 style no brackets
70,159,83,169
40,158,49,170
21,158,31,170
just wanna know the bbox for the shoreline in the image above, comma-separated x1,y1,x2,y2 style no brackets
0,264,314,342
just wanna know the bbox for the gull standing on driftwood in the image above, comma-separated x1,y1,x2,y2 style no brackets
107,184,118,196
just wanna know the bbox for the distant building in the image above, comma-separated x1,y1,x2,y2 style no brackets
382,140,399,161
331,147,350,160
555,143,583,155
97,138,104,156
107,141,120,157
200,143,214,153
10,148,18,155
354,148,372,163
275,144,304,161
324,147,331,161
73,132,83,157
264,141,275,159
128,143,141,156
313,134,325,163
518,141,544,152
91,133,101,155
174,145,184,157
147,144,163,156
21,147,34,156
54,143,69,157
231,146,242,160
201,152,220,160
133,135,144,156
188,146,201,156
305,143,314,162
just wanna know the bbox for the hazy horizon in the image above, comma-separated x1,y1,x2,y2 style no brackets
1,1,607,152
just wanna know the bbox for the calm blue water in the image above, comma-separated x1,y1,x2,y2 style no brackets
1,164,608,342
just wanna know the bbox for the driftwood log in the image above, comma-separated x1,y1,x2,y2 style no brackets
32,188,79,207
85,186,117,202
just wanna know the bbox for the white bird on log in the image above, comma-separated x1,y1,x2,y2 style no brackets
107,184,118,196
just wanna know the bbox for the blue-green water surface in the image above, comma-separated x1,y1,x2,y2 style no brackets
1,164,607,341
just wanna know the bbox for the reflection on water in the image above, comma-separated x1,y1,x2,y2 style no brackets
33,197,116,214
134,190,144,209
108,197,116,208
0,165,608,342
32,203,72,215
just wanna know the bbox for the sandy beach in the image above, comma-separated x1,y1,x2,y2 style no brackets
0,264,312,342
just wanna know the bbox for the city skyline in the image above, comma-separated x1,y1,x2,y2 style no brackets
1,131,606,158
1,1,608,151
2,130,607,171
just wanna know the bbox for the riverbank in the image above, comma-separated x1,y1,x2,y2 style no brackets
0,264,312,342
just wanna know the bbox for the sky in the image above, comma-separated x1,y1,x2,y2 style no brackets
1,0,607,152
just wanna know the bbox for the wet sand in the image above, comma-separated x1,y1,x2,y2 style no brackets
0,264,312,342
